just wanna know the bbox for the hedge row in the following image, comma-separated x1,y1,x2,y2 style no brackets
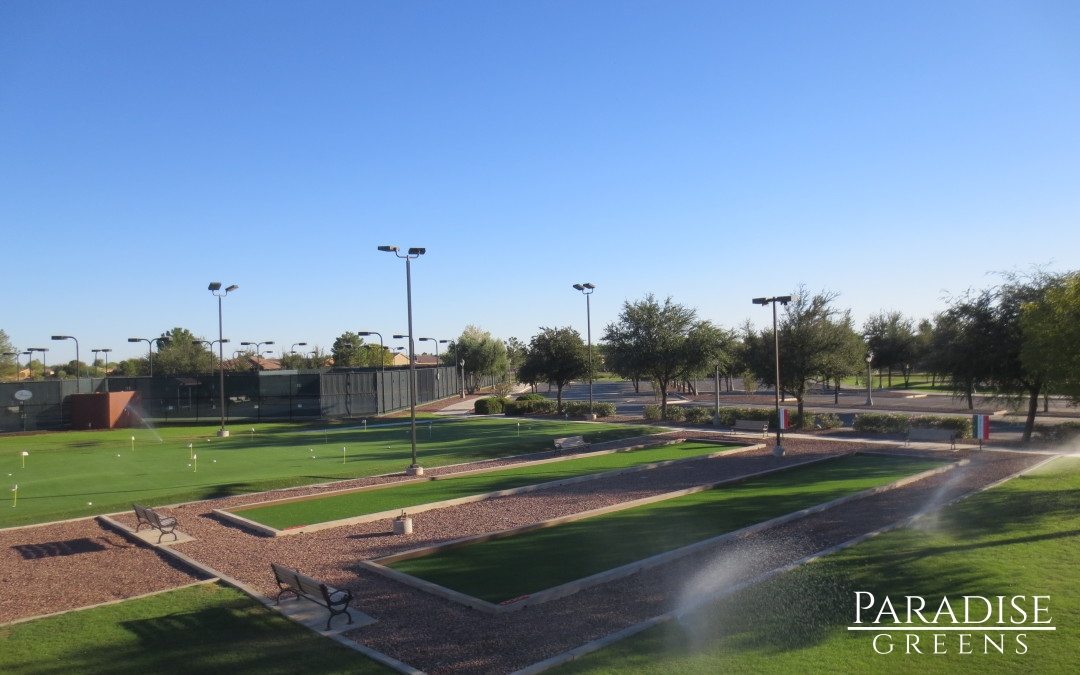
853,412,972,437
645,405,841,430
504,398,557,415
474,397,506,414
561,401,617,417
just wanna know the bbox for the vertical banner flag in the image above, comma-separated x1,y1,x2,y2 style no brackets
973,414,990,448
779,408,791,430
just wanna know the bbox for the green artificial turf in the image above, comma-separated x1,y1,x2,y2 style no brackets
389,454,946,603
557,457,1080,674
0,582,388,674
235,441,740,530
0,418,655,527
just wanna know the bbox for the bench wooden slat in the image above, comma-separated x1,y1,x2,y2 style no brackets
133,504,178,543
271,563,354,630
732,419,768,437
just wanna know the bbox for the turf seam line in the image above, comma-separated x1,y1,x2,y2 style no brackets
511,452,1060,674
95,514,426,675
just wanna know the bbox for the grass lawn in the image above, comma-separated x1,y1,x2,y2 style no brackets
389,454,946,603
235,442,741,529
557,456,1080,674
0,582,389,674
0,418,655,527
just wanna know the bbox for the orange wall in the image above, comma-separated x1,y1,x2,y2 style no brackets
69,392,139,429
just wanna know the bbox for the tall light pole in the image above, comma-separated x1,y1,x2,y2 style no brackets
752,295,793,457
358,331,385,415
289,342,307,367
28,347,49,379
419,337,443,383
379,245,426,475
20,351,31,379
197,339,229,374
2,351,19,381
865,351,874,406
241,341,274,368
573,283,596,414
208,282,239,437
127,336,166,377
91,348,112,390
51,335,81,392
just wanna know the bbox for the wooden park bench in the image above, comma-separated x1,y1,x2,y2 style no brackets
271,562,354,630
732,419,769,437
554,436,588,453
132,503,178,544
905,428,958,450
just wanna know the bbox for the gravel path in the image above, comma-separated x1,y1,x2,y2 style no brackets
0,518,209,624
0,430,1047,673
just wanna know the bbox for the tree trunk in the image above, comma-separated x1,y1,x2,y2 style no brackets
834,378,840,404
796,395,805,425
1022,381,1042,443
633,378,640,394
887,367,893,387
1043,394,1049,413
658,378,669,417
556,384,564,413
966,383,974,410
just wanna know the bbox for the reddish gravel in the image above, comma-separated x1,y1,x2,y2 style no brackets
0,430,1049,674
0,518,208,624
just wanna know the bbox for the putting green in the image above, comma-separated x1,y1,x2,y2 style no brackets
558,457,1080,674
233,442,741,530
0,418,655,527
388,454,946,603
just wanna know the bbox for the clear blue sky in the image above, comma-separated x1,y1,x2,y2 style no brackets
2,1,1078,362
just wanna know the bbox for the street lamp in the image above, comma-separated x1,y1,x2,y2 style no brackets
289,342,307,364
2,351,19,381
443,339,464,398
90,348,112,385
358,331,385,414
752,295,793,457
127,336,167,377
573,283,596,414
419,337,443,382
379,245,426,475
28,347,49,380
51,335,81,392
865,351,874,406
208,281,239,437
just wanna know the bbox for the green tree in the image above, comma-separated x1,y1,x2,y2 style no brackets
443,326,508,394
744,289,859,423
154,327,214,375
1,329,17,380
863,311,917,387
602,294,729,417
519,327,589,412
112,358,147,376
933,271,1059,441
331,332,387,368
1022,272,1080,404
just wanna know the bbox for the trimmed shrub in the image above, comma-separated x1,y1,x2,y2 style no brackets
811,412,844,429
684,407,714,424
713,407,775,428
854,413,973,437
853,412,910,433
664,406,686,422
1036,421,1080,444
474,397,506,414
561,401,617,418
515,393,546,402
504,398,557,416
910,415,973,438
643,404,663,421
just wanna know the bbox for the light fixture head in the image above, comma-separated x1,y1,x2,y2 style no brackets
418,337,432,342
439,339,449,344
583,282,595,289
296,342,307,346
240,342,253,346
573,284,584,291
378,245,398,252
127,337,141,343
393,334,408,339
225,284,239,293
51,335,70,341
407,247,426,255
777,295,793,304
208,282,222,291
752,297,768,305
264,341,275,345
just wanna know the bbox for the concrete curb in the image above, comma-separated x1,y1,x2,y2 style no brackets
0,579,220,628
217,439,753,537
361,451,953,614
96,515,424,674
512,452,1061,674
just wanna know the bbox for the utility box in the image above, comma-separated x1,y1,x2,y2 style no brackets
69,392,140,429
